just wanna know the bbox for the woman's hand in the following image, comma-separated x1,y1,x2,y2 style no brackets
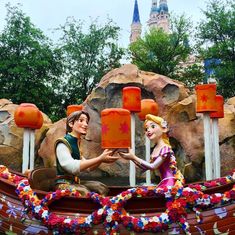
100,149,119,163
119,148,135,160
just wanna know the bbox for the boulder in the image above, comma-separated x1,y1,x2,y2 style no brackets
38,64,235,182
0,99,51,172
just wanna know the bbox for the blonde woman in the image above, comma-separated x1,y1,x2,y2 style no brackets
119,114,183,188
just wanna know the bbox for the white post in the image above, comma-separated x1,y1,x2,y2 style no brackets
211,118,220,178
145,135,151,185
29,129,35,170
203,113,213,180
22,128,30,173
130,113,136,186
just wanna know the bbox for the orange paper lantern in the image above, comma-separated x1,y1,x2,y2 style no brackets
122,87,141,112
210,95,224,118
195,84,217,113
101,108,131,149
67,105,83,116
137,99,159,121
14,103,43,129
34,111,44,129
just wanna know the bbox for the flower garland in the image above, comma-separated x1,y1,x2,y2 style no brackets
0,165,235,235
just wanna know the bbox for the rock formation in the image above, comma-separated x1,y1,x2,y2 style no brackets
0,65,234,182
0,99,51,171
38,64,235,182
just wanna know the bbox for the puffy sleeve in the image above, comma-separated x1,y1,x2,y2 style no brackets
159,146,172,159
134,146,170,171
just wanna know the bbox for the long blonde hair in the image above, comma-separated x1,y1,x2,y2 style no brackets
144,114,170,146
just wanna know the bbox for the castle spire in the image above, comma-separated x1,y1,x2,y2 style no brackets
130,0,142,43
147,0,159,29
158,0,169,32
132,0,141,23
148,0,170,32
150,0,158,15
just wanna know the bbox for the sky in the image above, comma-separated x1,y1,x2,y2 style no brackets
0,0,208,48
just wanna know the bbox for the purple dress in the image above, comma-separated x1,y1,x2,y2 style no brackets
137,145,176,187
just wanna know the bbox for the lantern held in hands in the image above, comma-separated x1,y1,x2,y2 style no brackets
101,108,131,149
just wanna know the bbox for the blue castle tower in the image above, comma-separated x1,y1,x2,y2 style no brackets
130,0,142,43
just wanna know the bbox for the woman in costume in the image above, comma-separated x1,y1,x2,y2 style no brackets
119,114,183,188
55,110,119,196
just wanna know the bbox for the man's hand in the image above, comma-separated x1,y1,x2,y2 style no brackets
100,149,120,163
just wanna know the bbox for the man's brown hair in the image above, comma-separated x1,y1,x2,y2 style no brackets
66,111,90,133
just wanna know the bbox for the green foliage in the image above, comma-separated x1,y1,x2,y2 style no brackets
196,0,235,98
57,18,125,107
129,15,192,78
0,4,64,120
0,5,125,120
178,63,205,90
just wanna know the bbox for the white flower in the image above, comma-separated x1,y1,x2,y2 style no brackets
152,216,160,223
232,172,235,180
64,218,71,224
85,215,92,224
196,198,203,205
204,198,211,205
34,206,41,213
164,189,172,198
23,186,31,192
1,195,6,202
106,215,112,222
41,210,49,219
107,208,113,215
141,217,148,226
161,120,168,128
160,213,169,222
97,209,104,215
184,187,194,192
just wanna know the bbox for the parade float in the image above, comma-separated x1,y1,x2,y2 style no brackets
0,164,235,234
0,66,235,234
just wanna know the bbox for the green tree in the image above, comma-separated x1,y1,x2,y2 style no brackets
0,4,63,120
178,63,205,90
196,0,235,98
57,18,125,107
129,15,192,78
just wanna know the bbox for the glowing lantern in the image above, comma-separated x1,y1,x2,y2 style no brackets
122,87,141,112
101,108,131,149
35,111,44,129
210,95,224,119
14,103,43,129
137,99,159,121
67,105,83,116
14,103,43,173
195,84,217,113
